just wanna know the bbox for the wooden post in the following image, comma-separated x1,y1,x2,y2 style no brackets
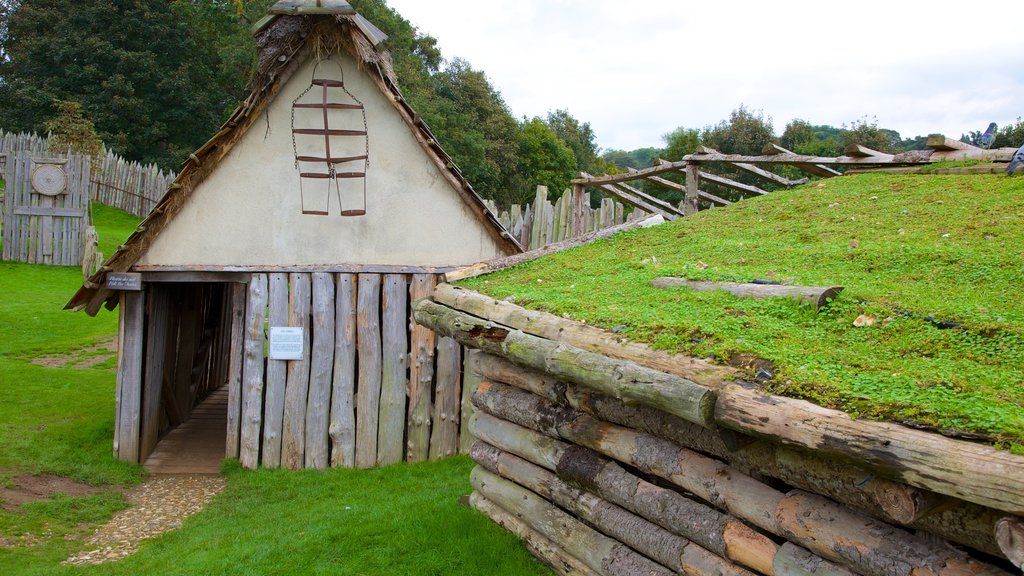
115,290,145,463
571,183,586,238
406,274,437,462
304,272,335,469
140,285,168,461
282,273,311,469
261,272,289,467
239,274,268,469
329,273,357,467
429,337,461,459
684,161,700,215
459,349,482,454
377,274,408,466
355,273,382,468
225,282,247,459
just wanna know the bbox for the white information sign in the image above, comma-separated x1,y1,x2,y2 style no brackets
269,327,304,360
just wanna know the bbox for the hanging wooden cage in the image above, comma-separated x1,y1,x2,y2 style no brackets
291,58,368,216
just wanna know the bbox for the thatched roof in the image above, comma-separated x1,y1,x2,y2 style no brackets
67,9,522,315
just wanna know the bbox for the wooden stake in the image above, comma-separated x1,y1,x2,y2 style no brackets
304,272,335,469
239,274,267,469
262,272,289,468
225,282,247,459
281,273,311,470
354,273,382,468
406,274,437,462
377,274,408,466
429,337,461,459
329,273,357,468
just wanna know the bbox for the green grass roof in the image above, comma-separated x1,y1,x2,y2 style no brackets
458,173,1024,448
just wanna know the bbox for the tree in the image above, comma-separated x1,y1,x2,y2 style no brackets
994,118,1024,148
839,116,901,154
44,100,102,158
663,127,701,160
545,108,602,175
517,117,575,203
781,119,841,156
701,105,775,155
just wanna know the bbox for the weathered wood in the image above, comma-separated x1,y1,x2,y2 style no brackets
571,183,585,239
470,492,599,576
239,274,268,469
996,517,1024,569
130,263,459,274
434,284,738,387
581,171,680,221
694,146,808,187
406,274,437,462
261,272,290,468
697,170,770,196
684,161,701,215
444,216,659,283
354,273,382,468
224,282,247,459
377,273,408,466
281,273,312,469
140,285,169,461
843,144,894,161
926,134,974,151
772,543,857,576
429,337,462,459
472,441,759,576
477,351,1010,558
329,273,357,467
304,272,335,469
414,299,717,427
471,467,675,576
607,179,685,217
459,349,482,454
716,383,1024,515
651,278,844,310
115,290,145,463
139,271,249,283
760,144,843,176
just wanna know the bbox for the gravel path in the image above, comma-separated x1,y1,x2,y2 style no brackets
64,475,226,565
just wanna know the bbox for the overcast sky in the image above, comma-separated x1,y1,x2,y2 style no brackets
385,0,1022,152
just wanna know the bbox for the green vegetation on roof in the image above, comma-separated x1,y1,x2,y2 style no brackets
459,173,1024,447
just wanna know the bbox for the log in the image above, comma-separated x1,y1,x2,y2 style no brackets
355,273,382,468
413,299,716,428
651,278,843,310
478,353,1006,558
114,290,145,463
926,135,973,151
239,274,268,469
472,441,758,576
996,517,1024,569
431,284,738,389
716,383,1024,515
262,272,289,468
304,272,335,469
469,492,599,576
429,337,461,459
377,273,408,466
281,273,312,470
772,543,856,576
140,286,168,461
471,467,675,576
224,282,247,459
459,349,481,454
683,162,700,215
329,273,357,467
693,146,808,187
775,490,1008,576
761,144,842,177
406,274,437,462
697,170,769,197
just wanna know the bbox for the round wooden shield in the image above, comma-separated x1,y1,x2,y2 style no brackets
31,163,68,196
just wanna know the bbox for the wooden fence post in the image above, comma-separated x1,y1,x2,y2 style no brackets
684,161,700,215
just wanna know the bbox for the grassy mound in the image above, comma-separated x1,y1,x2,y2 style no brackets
459,173,1024,447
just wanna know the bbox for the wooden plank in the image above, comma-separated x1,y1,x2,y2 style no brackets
459,348,482,454
239,274,268,469
684,162,700,215
761,143,843,176
113,290,145,462
354,273,382,468
140,271,250,283
694,146,808,187
140,285,168,461
11,205,87,217
926,135,973,151
330,273,357,467
844,144,894,161
377,273,408,466
304,272,335,469
429,336,462,459
130,263,459,274
697,170,769,196
281,273,312,469
224,282,247,459
571,184,585,239
261,273,289,467
406,274,437,462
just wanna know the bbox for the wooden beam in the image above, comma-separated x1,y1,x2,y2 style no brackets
140,271,249,283
377,273,408,466
304,272,335,469
354,273,383,468
700,190,733,207
683,162,700,215
131,264,459,274
115,290,145,463
762,143,842,177
329,273,357,467
695,146,808,187
225,282,247,460
697,170,770,196
239,274,268,469
429,337,462,459
651,278,843,310
261,273,289,468
844,144,894,161
406,274,437,462
281,273,312,469
926,134,973,151
609,178,685,217
580,172,679,221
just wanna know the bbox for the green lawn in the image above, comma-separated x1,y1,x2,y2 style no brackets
1,203,550,575
460,173,1024,447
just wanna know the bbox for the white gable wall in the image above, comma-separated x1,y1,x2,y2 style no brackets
139,53,506,268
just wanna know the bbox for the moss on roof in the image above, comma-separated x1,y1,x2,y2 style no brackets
458,173,1024,448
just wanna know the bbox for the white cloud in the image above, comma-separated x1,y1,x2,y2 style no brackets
386,0,1023,150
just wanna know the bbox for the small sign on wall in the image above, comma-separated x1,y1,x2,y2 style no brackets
106,272,142,291
269,327,304,360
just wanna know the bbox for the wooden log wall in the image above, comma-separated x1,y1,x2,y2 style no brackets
413,293,1024,576
1,151,90,266
483,186,645,250
232,272,469,469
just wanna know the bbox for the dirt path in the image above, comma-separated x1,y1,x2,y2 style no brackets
64,475,226,565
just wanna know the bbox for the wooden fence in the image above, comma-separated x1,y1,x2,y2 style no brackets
0,129,175,219
1,151,91,265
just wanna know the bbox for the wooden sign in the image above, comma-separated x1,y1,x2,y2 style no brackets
269,327,304,360
31,163,68,196
106,272,142,291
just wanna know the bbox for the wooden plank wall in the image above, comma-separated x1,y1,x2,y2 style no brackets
232,271,470,469
1,151,90,265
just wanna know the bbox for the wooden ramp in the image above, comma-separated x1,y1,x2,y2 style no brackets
144,387,228,475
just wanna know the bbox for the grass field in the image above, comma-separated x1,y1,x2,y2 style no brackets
0,204,550,575
461,173,1024,447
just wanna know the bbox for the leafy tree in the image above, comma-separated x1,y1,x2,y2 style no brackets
839,116,901,154
44,100,103,158
701,105,775,155
994,118,1024,148
517,117,575,202
0,0,18,62
781,119,841,156
545,108,602,175
663,127,700,160
602,147,662,170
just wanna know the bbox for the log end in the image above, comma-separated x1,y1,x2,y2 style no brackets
814,286,844,310
995,516,1024,568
